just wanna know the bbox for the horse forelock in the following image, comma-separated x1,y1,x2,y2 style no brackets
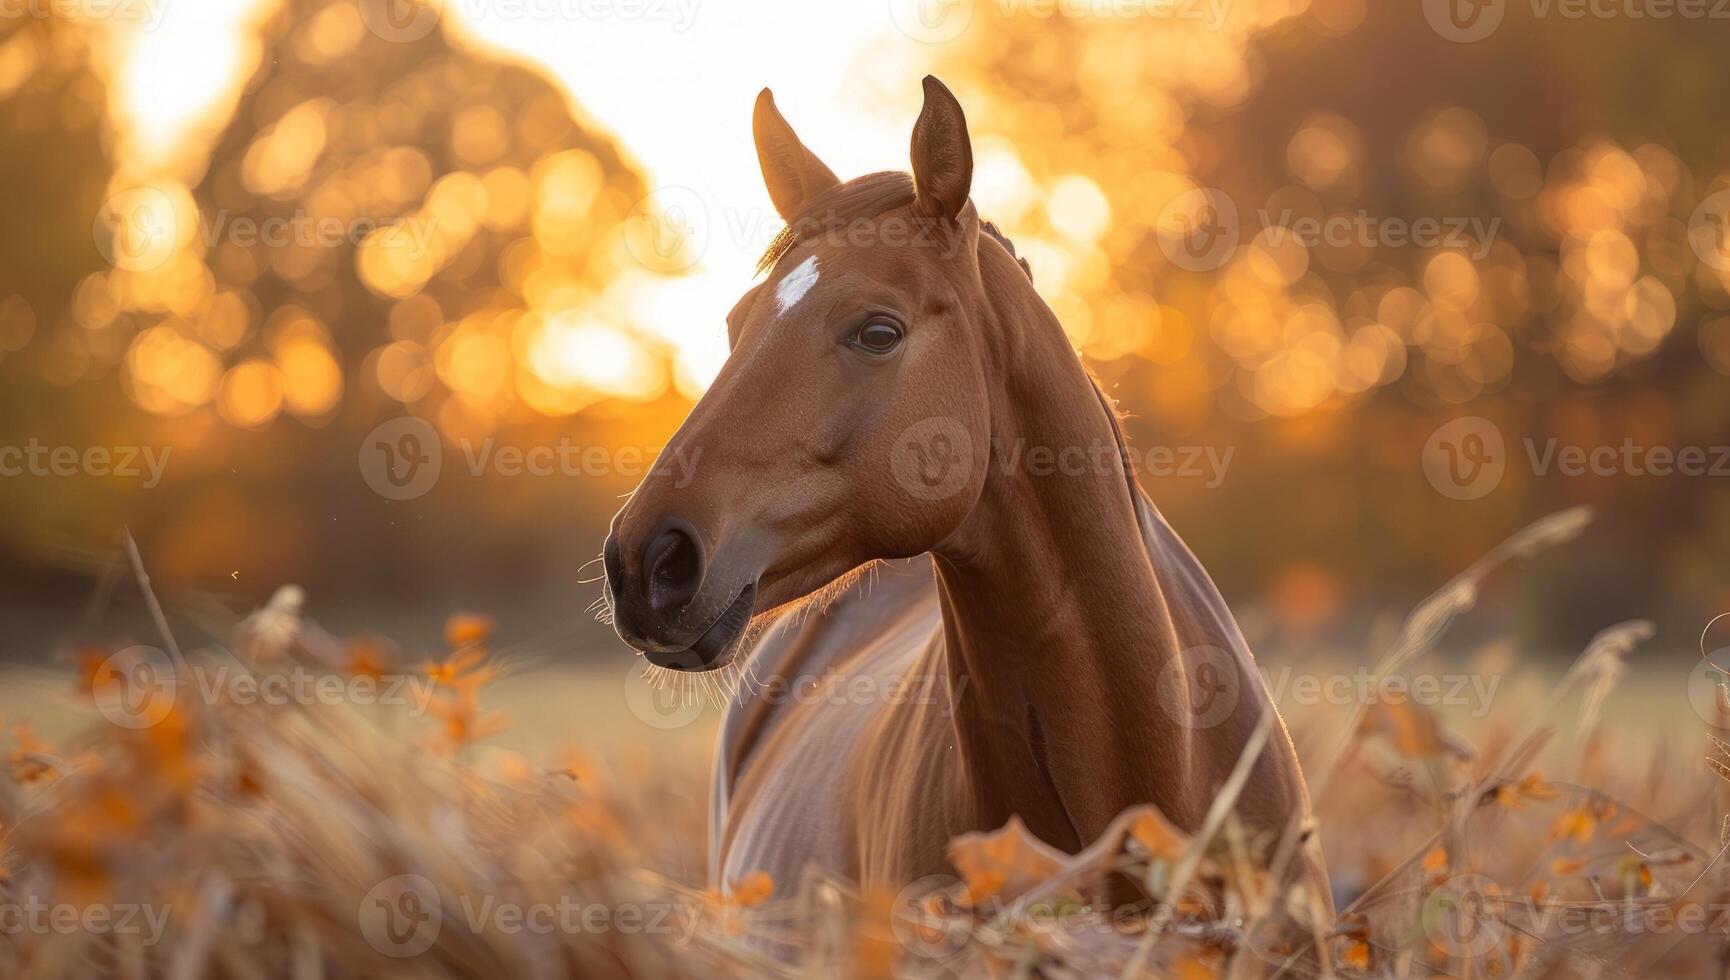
754,171,1033,280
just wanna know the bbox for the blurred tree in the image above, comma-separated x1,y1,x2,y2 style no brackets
0,14,110,350
0,12,120,597
8,0,669,607
926,0,1730,633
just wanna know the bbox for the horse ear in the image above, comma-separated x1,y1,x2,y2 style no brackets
910,76,973,221
753,89,840,223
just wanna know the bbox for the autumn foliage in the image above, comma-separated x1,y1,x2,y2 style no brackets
1,511,1727,977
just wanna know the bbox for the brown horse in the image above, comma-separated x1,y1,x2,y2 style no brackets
604,77,1327,927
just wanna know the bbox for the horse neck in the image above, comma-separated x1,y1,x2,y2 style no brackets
930,280,1209,848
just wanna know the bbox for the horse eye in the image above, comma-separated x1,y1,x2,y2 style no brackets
853,319,903,354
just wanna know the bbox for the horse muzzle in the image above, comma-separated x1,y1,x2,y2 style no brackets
603,519,758,671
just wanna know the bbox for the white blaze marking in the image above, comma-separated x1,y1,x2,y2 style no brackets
774,255,819,313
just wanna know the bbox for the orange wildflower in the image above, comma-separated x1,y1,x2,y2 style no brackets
1357,695,1446,758
726,871,774,907
427,687,508,753
1421,846,1450,884
1341,939,1372,971
947,815,1064,904
1550,807,1596,845
1173,952,1222,978
444,611,496,650
1493,772,1560,809
700,871,776,936
34,779,149,902
124,703,203,797
9,723,54,784
344,637,389,680
1128,806,1189,862
425,647,494,693
71,646,116,699
1617,855,1654,892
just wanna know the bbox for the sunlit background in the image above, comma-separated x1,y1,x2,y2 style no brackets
4,0,1730,663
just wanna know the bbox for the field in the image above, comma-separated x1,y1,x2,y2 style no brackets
0,511,1725,979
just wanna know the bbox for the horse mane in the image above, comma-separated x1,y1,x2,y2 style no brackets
1088,375,1145,527
755,171,1034,280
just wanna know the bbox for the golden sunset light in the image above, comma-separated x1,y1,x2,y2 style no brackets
98,0,950,402
5,0,1730,975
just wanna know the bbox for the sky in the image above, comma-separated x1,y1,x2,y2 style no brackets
452,0,944,388
105,0,955,390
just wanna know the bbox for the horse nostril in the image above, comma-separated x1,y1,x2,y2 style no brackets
643,524,703,615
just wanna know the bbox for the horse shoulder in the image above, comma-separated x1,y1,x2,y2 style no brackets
710,558,946,884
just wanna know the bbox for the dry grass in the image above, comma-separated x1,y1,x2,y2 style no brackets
1,509,1726,978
